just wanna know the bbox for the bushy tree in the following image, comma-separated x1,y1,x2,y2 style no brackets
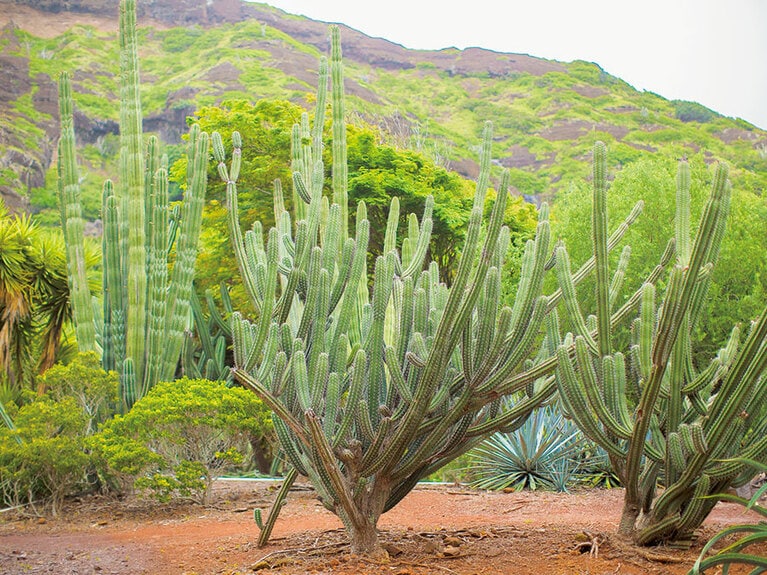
0,396,91,515
89,378,274,502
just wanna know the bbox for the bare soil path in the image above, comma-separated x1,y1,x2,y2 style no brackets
1,480,763,575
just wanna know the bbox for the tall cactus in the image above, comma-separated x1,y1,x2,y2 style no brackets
57,0,208,409
555,142,767,545
215,26,573,555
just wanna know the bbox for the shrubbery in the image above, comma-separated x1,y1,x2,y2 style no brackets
89,378,273,503
0,396,91,515
0,356,273,512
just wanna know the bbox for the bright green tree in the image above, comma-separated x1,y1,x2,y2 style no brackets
171,99,302,309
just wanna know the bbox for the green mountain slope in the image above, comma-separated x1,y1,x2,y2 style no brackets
0,0,765,213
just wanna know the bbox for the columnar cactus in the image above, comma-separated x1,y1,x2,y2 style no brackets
555,143,767,545
215,27,570,555
57,0,208,409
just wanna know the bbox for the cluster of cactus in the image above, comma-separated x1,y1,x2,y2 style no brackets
216,26,572,555
57,0,208,409
554,143,767,545
182,286,234,384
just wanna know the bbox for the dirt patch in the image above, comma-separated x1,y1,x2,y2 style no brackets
1,481,762,575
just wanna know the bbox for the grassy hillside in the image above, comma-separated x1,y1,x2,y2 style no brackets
0,2,765,218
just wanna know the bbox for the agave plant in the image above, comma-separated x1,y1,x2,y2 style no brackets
469,404,582,492
688,458,767,575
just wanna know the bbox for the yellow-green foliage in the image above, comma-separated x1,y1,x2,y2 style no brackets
89,378,273,502
0,396,91,514
38,352,119,433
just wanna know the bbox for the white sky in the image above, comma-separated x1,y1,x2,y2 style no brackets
256,0,767,130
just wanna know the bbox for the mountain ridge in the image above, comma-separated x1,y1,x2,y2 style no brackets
0,0,764,213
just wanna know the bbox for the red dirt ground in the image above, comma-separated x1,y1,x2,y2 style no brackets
1,480,763,575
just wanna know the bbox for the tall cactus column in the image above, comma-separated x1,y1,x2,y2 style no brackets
57,0,208,409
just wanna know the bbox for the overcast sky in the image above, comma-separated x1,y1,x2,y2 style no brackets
257,0,767,130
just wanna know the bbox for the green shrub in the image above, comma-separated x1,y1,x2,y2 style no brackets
0,397,91,515
90,378,273,503
38,352,119,433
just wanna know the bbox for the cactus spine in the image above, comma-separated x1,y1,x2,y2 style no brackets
57,0,208,409
555,143,767,545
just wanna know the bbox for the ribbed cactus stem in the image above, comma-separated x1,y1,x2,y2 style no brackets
120,0,147,387
58,0,209,408
330,25,348,239
57,72,96,352
592,141,611,357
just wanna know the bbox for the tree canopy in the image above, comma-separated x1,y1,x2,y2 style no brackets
175,99,538,309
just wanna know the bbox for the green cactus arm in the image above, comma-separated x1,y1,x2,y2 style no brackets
466,377,557,437
312,56,328,160
57,72,97,353
705,306,767,449
160,127,208,383
120,357,137,412
144,160,169,390
546,200,644,311
401,196,434,279
102,182,124,372
554,245,599,352
233,367,311,449
244,227,281,373
255,466,298,548
592,142,612,357
474,296,548,397
555,343,626,459
321,372,341,437
306,410,367,528
603,353,633,433
383,196,400,256
255,323,281,385
330,26,348,239
219,134,263,314
574,337,632,439
333,349,367,447
364,253,396,419
328,215,370,365
273,418,309,477
384,345,412,403
609,246,631,309
119,0,147,388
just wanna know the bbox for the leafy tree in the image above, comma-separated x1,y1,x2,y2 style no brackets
0,396,91,515
38,352,119,434
345,126,477,282
171,99,302,310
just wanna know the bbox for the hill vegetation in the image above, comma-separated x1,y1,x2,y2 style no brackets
0,0,765,214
